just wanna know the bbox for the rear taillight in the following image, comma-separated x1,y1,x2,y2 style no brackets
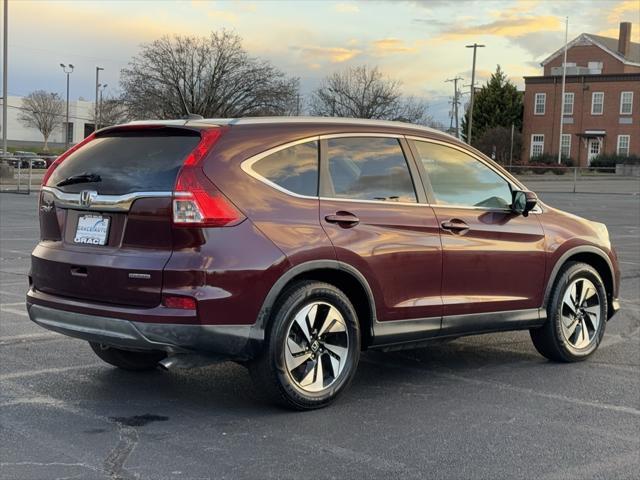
42,133,96,186
172,128,244,227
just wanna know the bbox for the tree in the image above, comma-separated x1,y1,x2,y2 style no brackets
310,65,431,125
121,30,300,119
473,126,522,165
461,65,523,143
18,91,64,151
93,95,129,129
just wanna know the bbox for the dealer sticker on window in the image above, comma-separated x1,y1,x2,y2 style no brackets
74,215,110,245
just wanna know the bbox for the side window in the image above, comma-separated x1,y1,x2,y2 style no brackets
414,141,512,209
252,141,318,196
326,137,416,202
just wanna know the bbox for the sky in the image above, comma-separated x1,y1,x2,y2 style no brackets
3,0,639,124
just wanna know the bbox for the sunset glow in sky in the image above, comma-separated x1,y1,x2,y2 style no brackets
5,0,640,122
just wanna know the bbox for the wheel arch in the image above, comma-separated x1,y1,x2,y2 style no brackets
544,246,615,317
254,260,377,350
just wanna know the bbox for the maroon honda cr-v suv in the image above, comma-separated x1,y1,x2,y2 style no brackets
27,117,620,409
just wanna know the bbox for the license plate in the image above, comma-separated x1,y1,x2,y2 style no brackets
74,215,110,245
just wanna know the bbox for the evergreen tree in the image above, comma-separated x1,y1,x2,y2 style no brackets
461,65,523,144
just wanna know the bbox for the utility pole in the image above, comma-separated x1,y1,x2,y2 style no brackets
60,63,74,150
94,66,103,132
2,0,8,154
445,76,463,139
557,17,569,164
465,43,485,144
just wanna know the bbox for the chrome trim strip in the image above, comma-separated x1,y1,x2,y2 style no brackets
240,135,321,200
241,133,410,202
240,132,542,214
318,196,421,207
41,186,173,212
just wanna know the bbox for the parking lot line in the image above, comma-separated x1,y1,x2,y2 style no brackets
362,357,640,417
0,363,104,381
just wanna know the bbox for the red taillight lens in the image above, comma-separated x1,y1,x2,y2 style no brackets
42,133,96,186
172,128,244,227
162,295,197,310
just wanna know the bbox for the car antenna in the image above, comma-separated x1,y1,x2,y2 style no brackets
177,86,204,120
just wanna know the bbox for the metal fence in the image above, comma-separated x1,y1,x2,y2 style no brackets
0,160,43,194
505,165,639,195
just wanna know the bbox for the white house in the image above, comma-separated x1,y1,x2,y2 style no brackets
0,95,95,150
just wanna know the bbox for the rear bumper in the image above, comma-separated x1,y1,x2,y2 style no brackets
26,289,261,359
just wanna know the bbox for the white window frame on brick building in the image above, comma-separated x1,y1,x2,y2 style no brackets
534,93,546,115
620,92,633,115
563,92,574,116
530,134,544,158
560,134,571,159
591,92,604,115
617,135,630,156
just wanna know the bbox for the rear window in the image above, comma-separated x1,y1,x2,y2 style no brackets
48,129,201,195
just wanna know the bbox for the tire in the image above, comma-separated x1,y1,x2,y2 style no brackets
249,281,361,410
530,262,607,362
89,342,166,371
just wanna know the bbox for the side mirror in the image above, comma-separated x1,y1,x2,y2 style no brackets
512,190,538,217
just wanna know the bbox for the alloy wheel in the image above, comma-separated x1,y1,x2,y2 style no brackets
284,301,349,393
560,278,601,349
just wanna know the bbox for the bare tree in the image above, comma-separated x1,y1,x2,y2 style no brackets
18,91,64,151
121,30,299,119
93,95,129,129
310,66,431,125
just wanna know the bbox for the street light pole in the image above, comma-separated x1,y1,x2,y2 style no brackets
98,83,107,129
60,63,74,150
465,43,485,145
94,66,103,132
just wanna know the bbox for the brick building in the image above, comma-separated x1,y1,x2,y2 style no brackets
522,22,639,166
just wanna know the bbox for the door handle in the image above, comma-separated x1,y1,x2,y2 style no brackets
325,211,360,227
441,219,470,234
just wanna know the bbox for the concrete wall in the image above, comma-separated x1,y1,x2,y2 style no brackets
0,96,95,149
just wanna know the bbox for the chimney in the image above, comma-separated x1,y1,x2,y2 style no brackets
618,22,631,57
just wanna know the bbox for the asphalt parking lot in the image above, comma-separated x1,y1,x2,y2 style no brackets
1,189,638,480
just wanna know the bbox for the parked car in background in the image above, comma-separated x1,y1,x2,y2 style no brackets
40,156,58,168
26,117,620,410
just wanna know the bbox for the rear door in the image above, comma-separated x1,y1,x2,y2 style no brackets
319,135,442,327
32,127,202,307
409,137,546,324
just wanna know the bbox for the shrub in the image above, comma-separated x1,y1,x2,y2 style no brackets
590,153,640,169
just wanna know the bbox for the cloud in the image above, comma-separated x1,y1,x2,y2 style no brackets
334,3,360,13
372,38,415,55
293,45,362,64
607,0,640,23
598,26,640,43
430,0,561,42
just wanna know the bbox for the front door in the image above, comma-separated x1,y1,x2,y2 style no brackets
319,135,443,327
409,138,546,332
587,138,601,165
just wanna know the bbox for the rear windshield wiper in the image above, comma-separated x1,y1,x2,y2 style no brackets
56,173,102,187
